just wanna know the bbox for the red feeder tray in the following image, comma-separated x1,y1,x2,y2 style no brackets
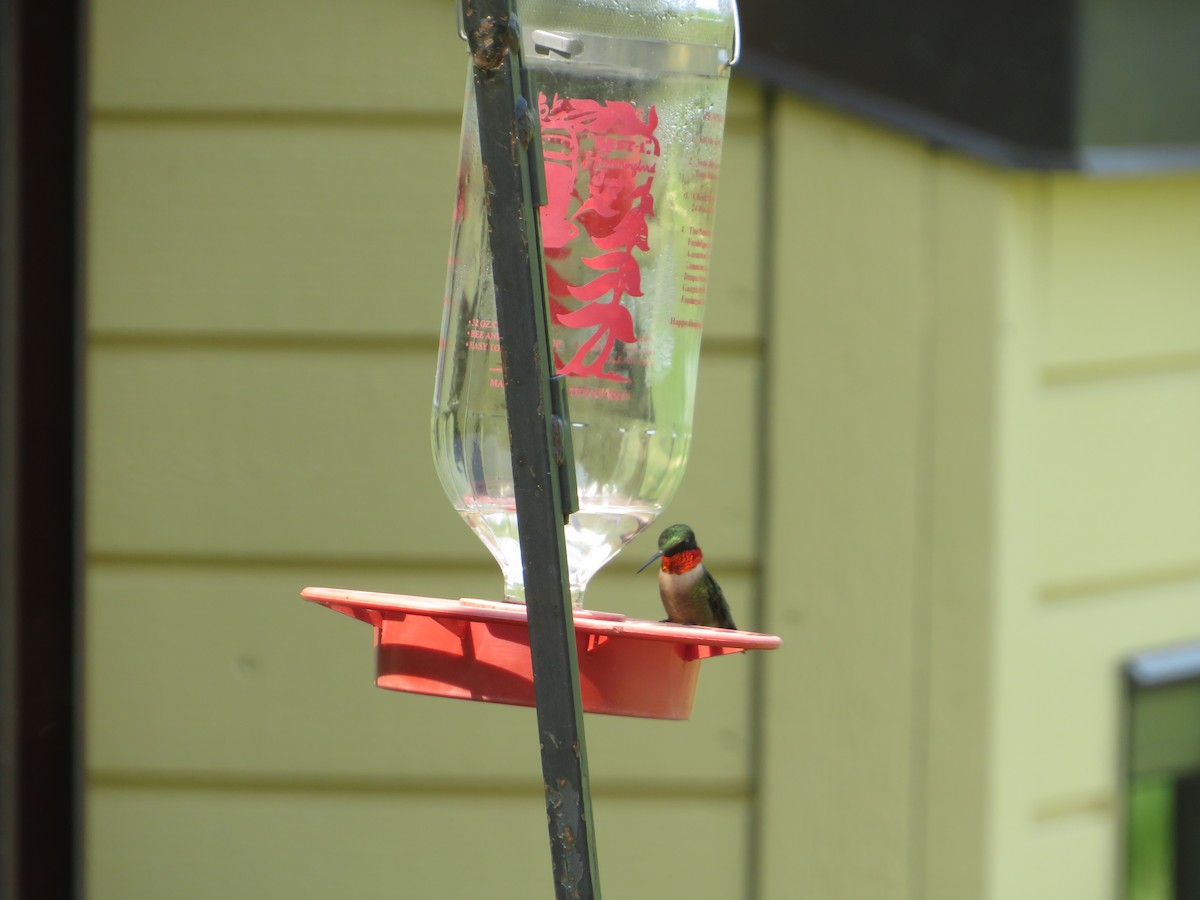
302,587,782,720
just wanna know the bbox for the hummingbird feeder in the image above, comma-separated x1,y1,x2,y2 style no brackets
306,0,779,714
305,0,778,890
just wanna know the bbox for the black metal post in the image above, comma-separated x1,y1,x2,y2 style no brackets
0,0,87,897
459,1,601,897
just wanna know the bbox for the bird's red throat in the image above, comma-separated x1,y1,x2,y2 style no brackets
662,548,703,574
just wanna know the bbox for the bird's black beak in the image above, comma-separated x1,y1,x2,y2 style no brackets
636,551,662,574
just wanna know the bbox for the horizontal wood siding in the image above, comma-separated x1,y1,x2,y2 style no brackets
89,786,748,899
86,1,766,896
88,2,1200,898
1041,175,1200,374
91,0,466,114
759,98,1200,900
988,173,1200,899
86,564,756,784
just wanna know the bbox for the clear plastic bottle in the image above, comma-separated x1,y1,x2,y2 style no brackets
432,0,738,606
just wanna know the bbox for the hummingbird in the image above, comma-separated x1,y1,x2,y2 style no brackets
638,524,737,630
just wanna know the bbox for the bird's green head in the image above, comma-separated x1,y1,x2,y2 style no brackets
657,523,699,556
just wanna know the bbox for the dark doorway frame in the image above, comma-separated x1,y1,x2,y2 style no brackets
1,1,87,897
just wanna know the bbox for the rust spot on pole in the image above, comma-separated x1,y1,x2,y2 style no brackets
545,777,586,896
469,14,516,74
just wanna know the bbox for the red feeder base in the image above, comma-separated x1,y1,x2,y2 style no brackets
302,587,782,720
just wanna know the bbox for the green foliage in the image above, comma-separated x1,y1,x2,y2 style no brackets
1127,776,1172,900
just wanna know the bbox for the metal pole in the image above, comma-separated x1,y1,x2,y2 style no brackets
459,1,602,897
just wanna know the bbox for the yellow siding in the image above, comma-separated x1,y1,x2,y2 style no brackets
762,97,931,899
759,98,1016,900
1039,373,1200,589
921,151,1010,900
88,122,460,337
760,97,1200,900
87,1,765,896
1042,175,1200,372
1028,579,1200,805
90,786,748,899
87,564,754,784
89,114,763,341
984,172,1200,899
92,0,465,114
88,1,1200,897
1022,814,1116,899
87,347,758,568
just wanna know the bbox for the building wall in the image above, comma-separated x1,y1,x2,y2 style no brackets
758,95,1200,899
85,1,764,897
85,1,1200,898
984,171,1200,899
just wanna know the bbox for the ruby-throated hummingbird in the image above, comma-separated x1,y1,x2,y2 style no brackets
638,523,737,630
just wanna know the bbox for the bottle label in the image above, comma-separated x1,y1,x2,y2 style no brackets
538,93,660,389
